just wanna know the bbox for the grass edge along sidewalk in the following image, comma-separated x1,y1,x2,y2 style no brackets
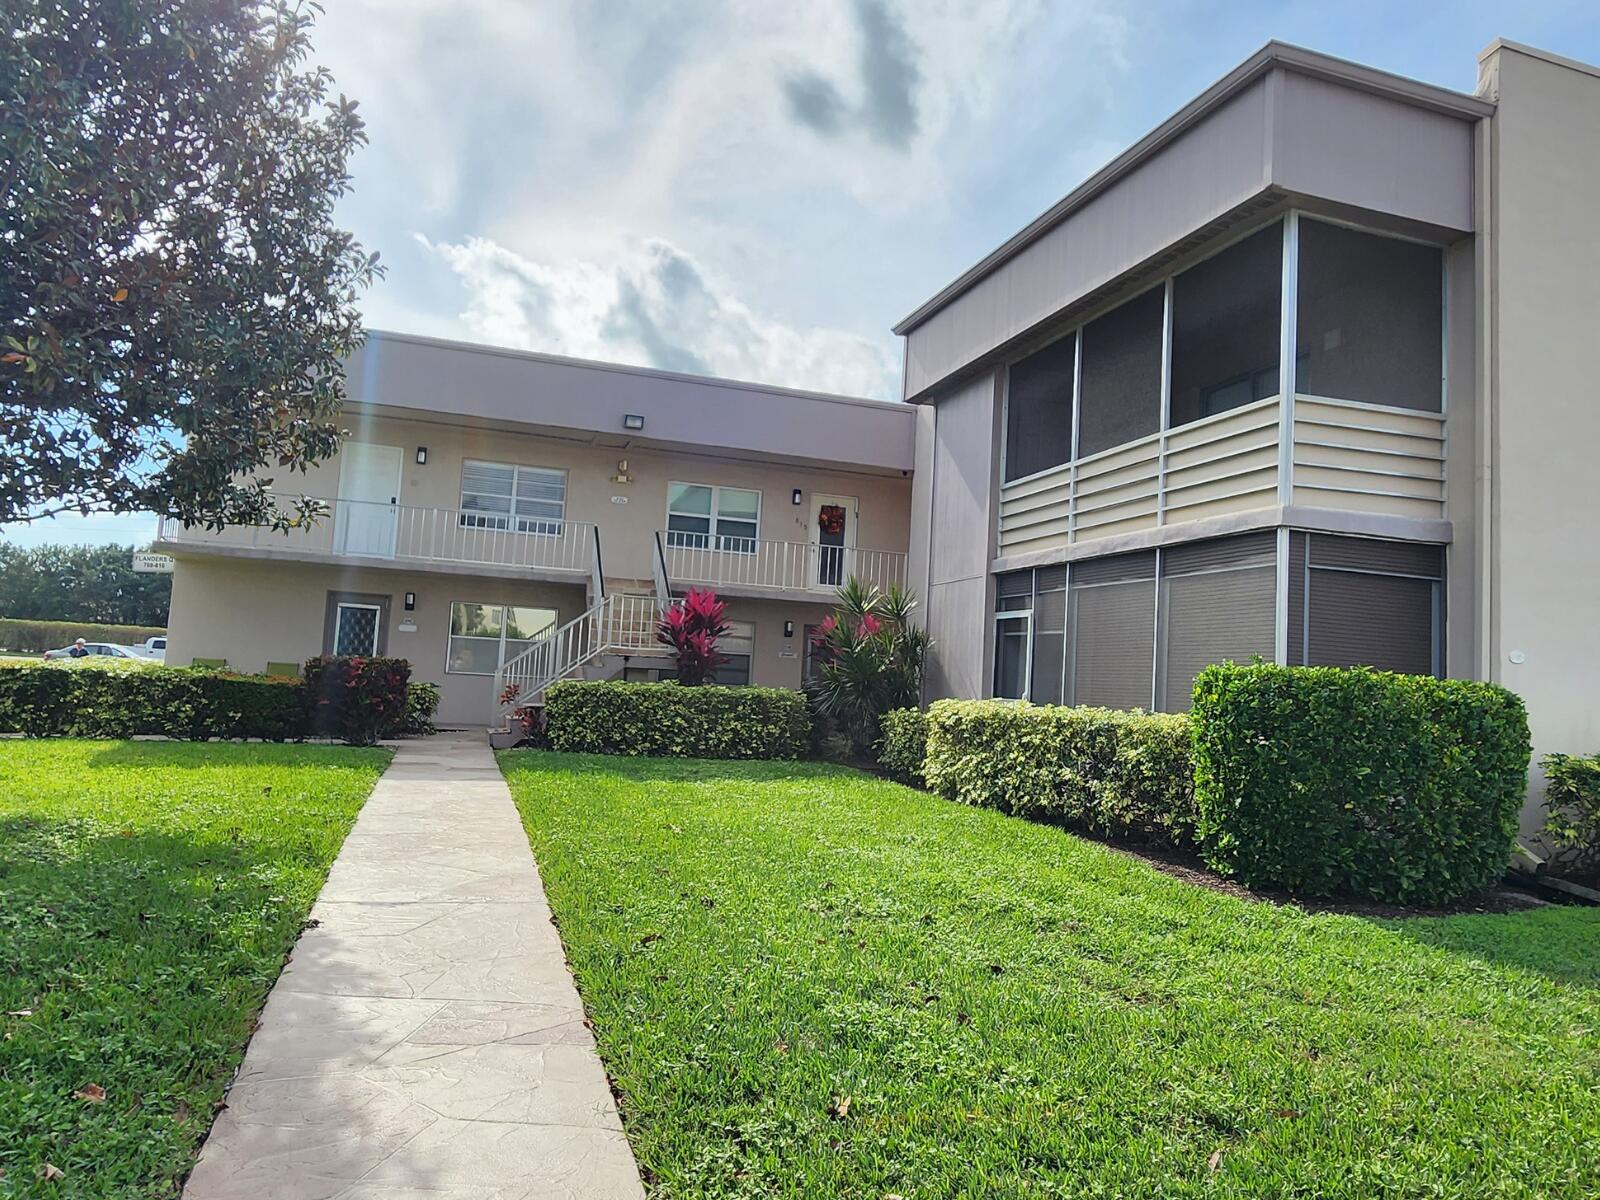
500,751,1600,1200
0,739,390,1198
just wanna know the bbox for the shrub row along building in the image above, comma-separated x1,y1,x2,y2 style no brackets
160,39,1600,832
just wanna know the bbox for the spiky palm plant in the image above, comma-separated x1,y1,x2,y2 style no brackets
810,578,928,754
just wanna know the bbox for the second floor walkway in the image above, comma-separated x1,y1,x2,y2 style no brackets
156,495,908,602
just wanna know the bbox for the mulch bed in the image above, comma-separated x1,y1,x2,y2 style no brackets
1094,837,1549,918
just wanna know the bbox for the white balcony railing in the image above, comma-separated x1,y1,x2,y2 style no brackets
155,493,598,576
494,591,667,713
661,532,906,596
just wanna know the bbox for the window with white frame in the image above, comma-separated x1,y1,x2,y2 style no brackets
459,461,566,534
446,601,558,675
666,483,761,553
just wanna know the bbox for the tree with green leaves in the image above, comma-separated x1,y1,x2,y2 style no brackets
0,542,172,625
1,0,380,530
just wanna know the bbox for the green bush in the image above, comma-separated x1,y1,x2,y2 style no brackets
0,663,303,740
877,707,930,785
1190,663,1530,904
1542,751,1600,880
303,655,411,746
387,680,441,738
192,674,306,741
0,616,165,653
0,665,78,736
544,680,808,760
923,700,1196,845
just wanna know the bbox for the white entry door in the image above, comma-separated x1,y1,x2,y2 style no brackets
335,443,402,558
810,494,857,589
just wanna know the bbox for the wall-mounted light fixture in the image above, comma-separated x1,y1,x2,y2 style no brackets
791,488,803,505
623,414,645,431
414,447,428,465
404,592,416,611
783,620,794,638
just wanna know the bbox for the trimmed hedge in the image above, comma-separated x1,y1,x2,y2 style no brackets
877,707,930,785
0,663,303,740
0,658,433,745
304,656,412,746
544,680,808,760
923,700,1196,846
1542,751,1600,879
1191,663,1530,904
0,616,165,653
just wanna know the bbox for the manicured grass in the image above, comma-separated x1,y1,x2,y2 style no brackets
0,740,390,1198
501,753,1600,1200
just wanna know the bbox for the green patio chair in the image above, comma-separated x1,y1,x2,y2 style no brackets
264,661,301,678
191,657,228,670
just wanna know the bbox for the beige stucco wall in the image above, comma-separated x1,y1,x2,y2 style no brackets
166,556,587,725
288,411,911,589
166,556,840,726
1479,42,1600,834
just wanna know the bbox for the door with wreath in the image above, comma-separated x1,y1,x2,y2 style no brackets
809,494,856,588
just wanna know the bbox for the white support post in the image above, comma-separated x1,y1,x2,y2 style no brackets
1157,277,1174,524
1274,526,1290,666
1277,212,1300,507
1151,545,1163,712
1067,333,1083,543
1275,214,1300,668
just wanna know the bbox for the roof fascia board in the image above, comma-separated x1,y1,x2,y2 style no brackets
892,41,1493,336
360,329,906,416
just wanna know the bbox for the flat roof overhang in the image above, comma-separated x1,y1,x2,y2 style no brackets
895,41,1493,401
346,332,916,477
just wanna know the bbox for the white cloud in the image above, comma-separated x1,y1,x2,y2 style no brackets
418,233,900,400
318,0,1140,350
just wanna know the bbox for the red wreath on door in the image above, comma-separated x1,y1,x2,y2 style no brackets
818,504,846,535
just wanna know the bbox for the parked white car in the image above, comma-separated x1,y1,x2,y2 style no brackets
42,642,150,661
139,635,167,662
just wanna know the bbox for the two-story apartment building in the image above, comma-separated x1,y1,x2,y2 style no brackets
901,39,1600,831
159,332,914,725
158,37,1597,830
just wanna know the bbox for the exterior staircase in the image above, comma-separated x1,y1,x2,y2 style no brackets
492,592,669,725
490,532,677,739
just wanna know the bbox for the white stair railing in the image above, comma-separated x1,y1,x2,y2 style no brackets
493,592,666,719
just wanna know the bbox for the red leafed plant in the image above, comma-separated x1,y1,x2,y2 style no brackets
303,654,412,745
655,588,730,685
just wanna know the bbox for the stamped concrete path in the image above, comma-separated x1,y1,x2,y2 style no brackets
184,732,646,1200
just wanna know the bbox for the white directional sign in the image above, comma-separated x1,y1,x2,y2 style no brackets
132,552,175,574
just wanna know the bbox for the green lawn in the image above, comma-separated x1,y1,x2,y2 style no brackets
0,740,390,1198
501,753,1600,1200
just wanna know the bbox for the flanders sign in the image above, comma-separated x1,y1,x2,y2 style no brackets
132,552,175,574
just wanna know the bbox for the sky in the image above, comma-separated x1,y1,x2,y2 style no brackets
7,0,1598,550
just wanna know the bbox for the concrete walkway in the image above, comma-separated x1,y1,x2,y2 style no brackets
185,732,646,1200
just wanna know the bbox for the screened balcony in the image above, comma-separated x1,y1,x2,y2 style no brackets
996,213,1448,556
